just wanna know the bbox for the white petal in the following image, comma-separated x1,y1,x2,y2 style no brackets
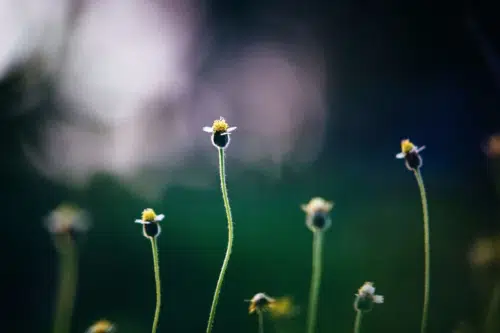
227,127,237,132
219,116,225,121
44,219,58,233
416,145,426,153
395,152,405,159
135,219,150,224
373,295,384,304
360,283,375,295
203,127,213,133
155,214,165,221
220,132,229,136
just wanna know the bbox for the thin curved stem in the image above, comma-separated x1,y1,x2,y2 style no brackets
257,310,264,333
52,235,78,333
485,280,500,333
150,237,161,333
306,230,324,333
353,311,363,333
414,169,430,333
206,148,234,333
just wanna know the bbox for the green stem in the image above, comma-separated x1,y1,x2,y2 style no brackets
353,311,363,333
150,237,161,333
206,148,234,333
52,235,78,333
306,230,324,333
257,309,264,333
414,169,430,333
485,281,500,333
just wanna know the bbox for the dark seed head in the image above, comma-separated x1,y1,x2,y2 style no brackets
212,132,230,149
143,223,160,238
354,295,374,312
307,211,331,232
255,296,271,308
404,151,423,171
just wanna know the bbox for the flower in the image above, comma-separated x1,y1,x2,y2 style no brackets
45,203,90,236
203,117,237,149
468,234,500,269
354,282,384,312
301,197,334,232
246,293,297,318
85,319,116,333
396,139,425,171
485,134,500,157
247,293,275,314
135,208,164,238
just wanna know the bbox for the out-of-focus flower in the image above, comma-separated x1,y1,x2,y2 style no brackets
354,282,384,312
485,134,500,158
469,234,500,268
301,197,334,232
85,319,116,333
44,203,90,236
246,293,297,318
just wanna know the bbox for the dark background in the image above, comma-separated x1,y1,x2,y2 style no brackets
2,0,500,332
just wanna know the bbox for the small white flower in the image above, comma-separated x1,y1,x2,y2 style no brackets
396,139,426,171
300,197,334,216
301,197,334,232
249,292,274,304
135,208,164,238
354,282,384,312
45,203,91,235
395,139,426,159
134,214,165,224
85,319,116,333
203,117,237,149
358,282,376,297
134,208,165,224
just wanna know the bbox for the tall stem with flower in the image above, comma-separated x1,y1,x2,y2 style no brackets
396,139,430,333
203,117,237,333
135,208,165,333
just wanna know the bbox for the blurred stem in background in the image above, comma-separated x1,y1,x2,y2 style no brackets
491,159,500,204
486,138,500,333
353,310,362,333
53,234,78,333
307,230,324,333
485,135,500,199
485,281,500,333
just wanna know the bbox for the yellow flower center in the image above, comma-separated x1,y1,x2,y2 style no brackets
141,208,157,222
401,139,415,154
54,203,79,229
57,203,78,216
212,118,229,132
